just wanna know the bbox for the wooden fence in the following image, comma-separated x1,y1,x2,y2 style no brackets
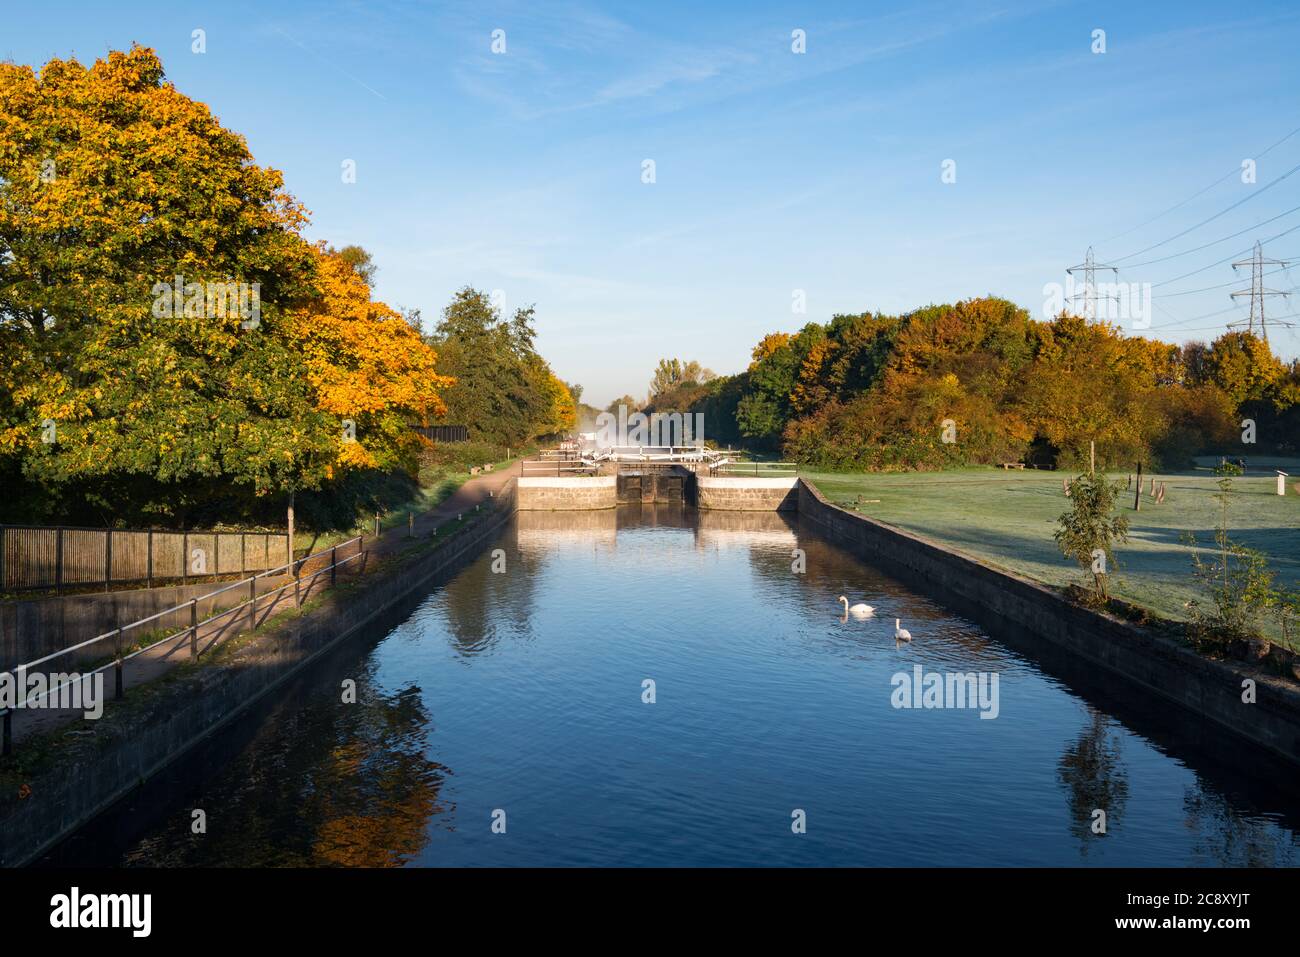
413,424,469,443
0,524,290,593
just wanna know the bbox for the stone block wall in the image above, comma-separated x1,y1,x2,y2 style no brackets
516,476,617,510
696,475,799,511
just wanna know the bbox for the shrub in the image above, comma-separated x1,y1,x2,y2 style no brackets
1054,472,1129,603
1182,463,1280,650
418,440,506,474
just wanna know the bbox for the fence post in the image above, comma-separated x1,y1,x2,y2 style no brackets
249,577,257,630
146,529,153,588
55,527,64,595
114,629,124,700
375,513,380,538
190,598,198,659
331,546,337,586
182,532,188,583
295,561,301,608
409,512,414,538
104,529,112,592
287,492,295,575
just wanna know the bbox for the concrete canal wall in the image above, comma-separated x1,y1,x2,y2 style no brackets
517,475,617,510
517,471,799,511
797,478,1300,767
0,482,519,867
696,475,798,511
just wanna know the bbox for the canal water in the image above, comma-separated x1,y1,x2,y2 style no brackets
55,506,1300,866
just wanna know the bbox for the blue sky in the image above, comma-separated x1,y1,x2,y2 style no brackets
5,0,1300,403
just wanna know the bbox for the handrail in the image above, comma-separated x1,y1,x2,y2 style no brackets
1,535,364,701
0,489,514,756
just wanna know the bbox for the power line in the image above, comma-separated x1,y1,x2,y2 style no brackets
1149,303,1244,329
1105,160,1300,264
1157,319,1300,334
1121,203,1300,268
1097,121,1300,245
1154,261,1295,298
1149,221,1300,289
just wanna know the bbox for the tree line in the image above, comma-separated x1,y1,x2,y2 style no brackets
649,299,1299,470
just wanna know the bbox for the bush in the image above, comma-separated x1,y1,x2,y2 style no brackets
296,469,419,532
418,440,506,474
1182,463,1280,651
1054,471,1129,603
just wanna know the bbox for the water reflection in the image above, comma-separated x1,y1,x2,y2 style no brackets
1057,708,1130,855
1183,787,1297,867
70,506,1300,867
123,669,448,867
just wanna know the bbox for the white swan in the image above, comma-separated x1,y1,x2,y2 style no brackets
838,596,875,618
894,618,912,642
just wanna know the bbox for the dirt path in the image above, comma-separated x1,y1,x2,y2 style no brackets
382,459,520,551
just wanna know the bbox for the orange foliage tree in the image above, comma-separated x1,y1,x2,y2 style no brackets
286,246,454,475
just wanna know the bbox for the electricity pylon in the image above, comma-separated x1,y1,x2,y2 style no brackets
1229,241,1294,343
1066,247,1120,321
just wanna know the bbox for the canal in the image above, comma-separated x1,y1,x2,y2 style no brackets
49,506,1300,866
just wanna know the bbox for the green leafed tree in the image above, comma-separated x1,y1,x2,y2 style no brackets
0,45,335,521
1054,471,1129,603
428,287,568,445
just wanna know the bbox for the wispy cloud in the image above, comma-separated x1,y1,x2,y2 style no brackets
445,0,1067,122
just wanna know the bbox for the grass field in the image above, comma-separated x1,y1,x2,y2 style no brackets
803,458,1300,648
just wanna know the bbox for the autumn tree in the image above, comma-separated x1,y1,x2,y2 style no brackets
332,245,378,287
649,358,715,397
538,371,577,436
737,330,813,450
606,395,640,414
0,46,457,526
715,297,1253,471
0,46,332,521
285,245,453,474
1195,331,1286,407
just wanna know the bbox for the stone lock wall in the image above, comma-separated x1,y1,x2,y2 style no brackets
516,476,617,510
695,475,799,511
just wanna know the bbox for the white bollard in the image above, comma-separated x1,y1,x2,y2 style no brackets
1278,471,1288,496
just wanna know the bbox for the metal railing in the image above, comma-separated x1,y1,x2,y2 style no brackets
0,536,364,756
711,460,800,477
524,446,801,477
521,459,602,476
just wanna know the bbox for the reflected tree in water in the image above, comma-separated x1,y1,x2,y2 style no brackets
438,530,539,658
1182,786,1297,867
125,670,449,867
1057,708,1129,854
